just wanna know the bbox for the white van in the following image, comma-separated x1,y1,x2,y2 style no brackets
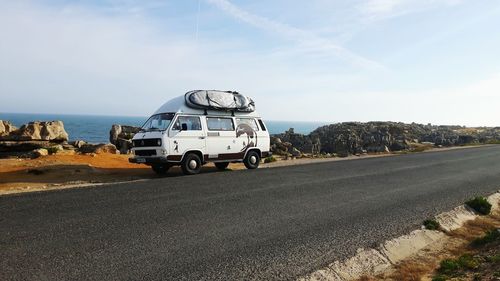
129,90,271,175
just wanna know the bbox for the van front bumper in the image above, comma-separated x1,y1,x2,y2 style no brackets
129,156,170,165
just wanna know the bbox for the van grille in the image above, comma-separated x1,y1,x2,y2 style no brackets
133,139,161,147
134,150,157,156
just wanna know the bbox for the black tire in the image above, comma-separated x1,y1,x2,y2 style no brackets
181,153,202,175
152,164,170,175
215,162,230,170
243,150,260,169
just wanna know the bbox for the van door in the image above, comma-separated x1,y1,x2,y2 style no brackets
168,115,205,161
205,117,240,161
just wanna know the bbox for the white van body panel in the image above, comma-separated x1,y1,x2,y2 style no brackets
131,94,270,166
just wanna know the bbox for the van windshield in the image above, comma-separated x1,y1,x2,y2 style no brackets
141,113,175,132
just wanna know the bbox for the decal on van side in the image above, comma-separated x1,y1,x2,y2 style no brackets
236,123,257,152
174,140,179,153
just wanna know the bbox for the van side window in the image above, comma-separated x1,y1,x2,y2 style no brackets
172,116,202,131
207,117,234,131
235,118,259,131
258,119,267,131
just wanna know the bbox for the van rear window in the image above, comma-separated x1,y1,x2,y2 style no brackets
235,118,259,131
207,117,234,131
258,119,267,131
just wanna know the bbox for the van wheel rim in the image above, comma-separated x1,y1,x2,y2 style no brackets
189,160,198,169
249,155,257,164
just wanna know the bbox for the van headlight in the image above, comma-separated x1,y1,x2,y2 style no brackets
157,139,162,146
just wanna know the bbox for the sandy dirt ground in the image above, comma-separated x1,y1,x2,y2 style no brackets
0,153,256,195
0,145,489,196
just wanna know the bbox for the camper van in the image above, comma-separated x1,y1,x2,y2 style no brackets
129,90,271,175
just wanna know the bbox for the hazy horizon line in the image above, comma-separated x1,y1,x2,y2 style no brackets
1,111,498,128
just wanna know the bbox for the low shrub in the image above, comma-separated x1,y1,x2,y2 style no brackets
264,156,277,163
471,229,500,247
486,254,500,263
457,254,480,270
438,259,460,275
432,275,446,281
45,146,60,155
423,219,440,230
465,197,492,215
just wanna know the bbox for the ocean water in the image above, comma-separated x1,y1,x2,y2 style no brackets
0,113,327,143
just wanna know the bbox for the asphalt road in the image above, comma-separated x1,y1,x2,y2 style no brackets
2,146,500,281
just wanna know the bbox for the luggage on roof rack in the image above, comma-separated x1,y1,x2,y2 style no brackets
185,90,255,112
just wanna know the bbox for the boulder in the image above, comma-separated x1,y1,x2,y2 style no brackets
1,121,68,142
290,147,302,157
32,148,49,158
109,124,141,154
79,143,117,154
110,125,122,144
0,120,17,136
72,140,87,149
115,138,133,154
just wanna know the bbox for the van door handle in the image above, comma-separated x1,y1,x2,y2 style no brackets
199,136,206,139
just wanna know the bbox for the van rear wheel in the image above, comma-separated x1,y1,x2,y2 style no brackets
215,162,230,170
152,164,170,175
181,153,202,175
244,150,260,169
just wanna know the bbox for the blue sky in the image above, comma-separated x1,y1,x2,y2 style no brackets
1,0,499,126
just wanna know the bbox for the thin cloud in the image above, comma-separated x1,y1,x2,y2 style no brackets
206,0,383,69
358,0,463,21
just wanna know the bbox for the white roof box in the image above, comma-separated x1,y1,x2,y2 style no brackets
185,90,255,112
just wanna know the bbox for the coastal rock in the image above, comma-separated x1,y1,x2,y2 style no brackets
79,143,117,154
0,120,17,136
272,122,500,157
1,121,68,142
0,141,53,152
72,140,87,149
270,128,320,155
115,138,133,154
110,124,141,154
290,147,302,157
32,148,49,158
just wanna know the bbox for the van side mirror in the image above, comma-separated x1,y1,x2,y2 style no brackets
181,123,188,131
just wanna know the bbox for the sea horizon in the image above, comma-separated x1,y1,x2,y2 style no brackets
0,112,329,143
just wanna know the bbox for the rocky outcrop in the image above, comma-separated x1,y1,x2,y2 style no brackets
109,124,141,154
0,141,54,152
270,129,321,157
79,143,118,154
0,121,68,142
32,148,49,158
0,120,71,157
0,121,17,136
272,122,500,157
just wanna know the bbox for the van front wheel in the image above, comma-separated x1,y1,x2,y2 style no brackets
181,153,202,175
244,151,260,169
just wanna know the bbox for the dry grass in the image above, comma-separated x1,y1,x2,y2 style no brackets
448,213,500,242
391,261,434,281
358,202,500,281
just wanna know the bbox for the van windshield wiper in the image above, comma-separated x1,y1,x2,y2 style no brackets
145,127,161,132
